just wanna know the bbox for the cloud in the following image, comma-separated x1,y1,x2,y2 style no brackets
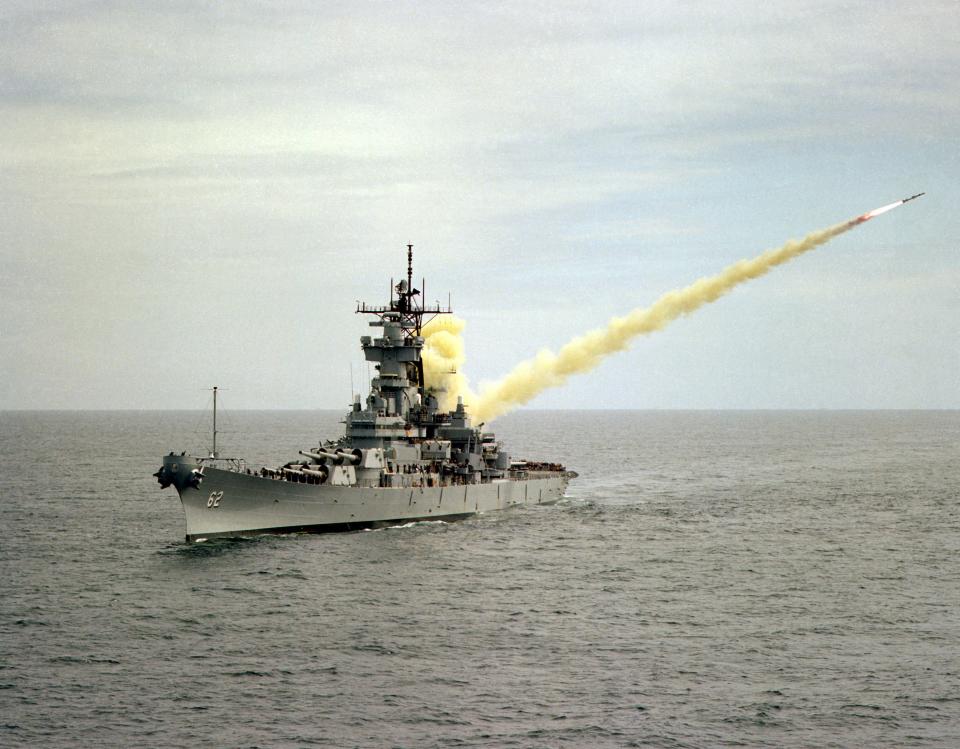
5,2,958,146
1,1,957,407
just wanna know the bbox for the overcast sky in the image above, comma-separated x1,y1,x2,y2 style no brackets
2,1,957,410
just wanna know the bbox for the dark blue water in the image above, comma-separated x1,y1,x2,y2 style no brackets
1,410,958,747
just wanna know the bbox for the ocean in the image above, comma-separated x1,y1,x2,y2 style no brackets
1,410,958,748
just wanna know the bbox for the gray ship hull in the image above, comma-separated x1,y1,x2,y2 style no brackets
168,460,569,542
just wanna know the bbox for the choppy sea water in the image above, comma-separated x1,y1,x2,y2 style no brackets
1,410,958,748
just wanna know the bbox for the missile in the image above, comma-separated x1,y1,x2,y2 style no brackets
854,192,926,224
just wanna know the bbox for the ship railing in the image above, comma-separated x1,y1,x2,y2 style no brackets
197,456,246,473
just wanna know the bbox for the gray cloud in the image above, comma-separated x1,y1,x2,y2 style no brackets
1,1,957,408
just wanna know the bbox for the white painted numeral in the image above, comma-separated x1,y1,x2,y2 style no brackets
207,490,224,508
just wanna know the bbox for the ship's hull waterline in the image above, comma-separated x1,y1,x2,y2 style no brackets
167,459,570,542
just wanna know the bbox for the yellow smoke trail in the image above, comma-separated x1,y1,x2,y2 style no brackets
421,315,477,411
469,216,868,423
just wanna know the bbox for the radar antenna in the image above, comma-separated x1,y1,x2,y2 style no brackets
355,245,452,334
407,243,414,304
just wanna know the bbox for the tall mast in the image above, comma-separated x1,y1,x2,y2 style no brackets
212,385,218,458
407,244,413,302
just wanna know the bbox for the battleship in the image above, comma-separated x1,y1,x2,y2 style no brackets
154,248,576,542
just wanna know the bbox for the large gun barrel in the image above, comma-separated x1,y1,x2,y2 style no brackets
332,449,360,465
300,450,330,462
299,449,360,465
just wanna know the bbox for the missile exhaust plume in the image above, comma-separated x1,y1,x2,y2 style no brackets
422,314,476,411
459,196,921,423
